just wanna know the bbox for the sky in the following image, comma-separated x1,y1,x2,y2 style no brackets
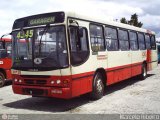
0,0,160,40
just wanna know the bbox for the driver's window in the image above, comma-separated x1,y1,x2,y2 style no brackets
69,26,89,66
70,27,79,51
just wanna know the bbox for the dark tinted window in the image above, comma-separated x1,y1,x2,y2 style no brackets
129,31,138,50
150,35,156,50
90,24,105,52
138,33,145,50
158,45,160,53
69,26,89,66
118,29,129,50
145,34,151,49
105,27,118,51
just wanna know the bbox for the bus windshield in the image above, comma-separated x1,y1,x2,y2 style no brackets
12,25,68,71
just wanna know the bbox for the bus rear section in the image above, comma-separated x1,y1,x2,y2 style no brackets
146,35,158,70
0,38,12,87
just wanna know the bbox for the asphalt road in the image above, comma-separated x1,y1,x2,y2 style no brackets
0,64,160,115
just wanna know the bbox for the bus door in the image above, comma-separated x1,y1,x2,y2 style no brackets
68,20,91,97
147,36,158,70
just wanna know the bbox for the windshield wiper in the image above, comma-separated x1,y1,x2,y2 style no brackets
38,24,50,56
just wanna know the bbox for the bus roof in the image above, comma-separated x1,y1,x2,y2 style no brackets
13,11,155,35
65,11,155,35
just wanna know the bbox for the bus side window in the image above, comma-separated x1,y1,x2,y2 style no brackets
129,31,138,50
145,34,151,49
150,35,156,50
105,27,118,51
138,33,146,50
69,26,89,66
90,24,105,52
118,29,129,51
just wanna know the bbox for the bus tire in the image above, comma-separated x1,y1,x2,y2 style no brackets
0,72,5,87
90,72,104,100
139,64,147,80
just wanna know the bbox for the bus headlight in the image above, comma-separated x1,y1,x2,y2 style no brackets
14,79,18,82
51,80,55,84
19,80,22,83
56,80,61,84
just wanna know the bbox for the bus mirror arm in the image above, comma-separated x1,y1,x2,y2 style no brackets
69,19,79,27
69,19,83,37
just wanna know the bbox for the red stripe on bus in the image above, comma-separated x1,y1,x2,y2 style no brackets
147,49,152,70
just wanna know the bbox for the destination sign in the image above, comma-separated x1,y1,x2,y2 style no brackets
12,12,65,29
29,17,55,26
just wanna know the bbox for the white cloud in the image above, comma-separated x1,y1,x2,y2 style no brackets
140,14,160,27
0,0,159,37
45,0,144,22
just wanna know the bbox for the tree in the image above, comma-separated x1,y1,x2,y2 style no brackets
120,13,143,28
120,17,128,24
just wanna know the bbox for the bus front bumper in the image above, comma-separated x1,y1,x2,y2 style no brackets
12,85,71,99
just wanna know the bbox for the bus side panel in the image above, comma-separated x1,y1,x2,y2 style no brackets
0,58,12,70
71,72,93,97
107,65,132,85
106,71,115,85
5,69,12,80
107,51,131,85
131,51,143,77
131,63,142,77
147,49,158,71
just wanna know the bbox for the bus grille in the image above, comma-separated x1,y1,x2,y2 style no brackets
36,80,47,85
24,79,47,85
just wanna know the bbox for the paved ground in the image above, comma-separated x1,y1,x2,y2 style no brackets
0,64,160,114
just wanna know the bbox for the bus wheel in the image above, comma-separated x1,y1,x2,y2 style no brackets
90,72,104,100
139,64,147,80
0,72,5,87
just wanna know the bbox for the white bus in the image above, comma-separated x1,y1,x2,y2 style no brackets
11,11,158,100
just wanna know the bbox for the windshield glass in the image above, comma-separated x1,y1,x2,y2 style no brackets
0,41,12,58
12,25,68,71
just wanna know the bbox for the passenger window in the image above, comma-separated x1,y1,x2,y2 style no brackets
145,34,151,49
129,31,138,50
90,24,105,52
150,35,156,50
118,29,129,51
105,27,118,51
69,26,89,66
138,33,145,50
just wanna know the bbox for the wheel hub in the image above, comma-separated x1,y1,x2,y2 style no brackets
97,79,103,92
